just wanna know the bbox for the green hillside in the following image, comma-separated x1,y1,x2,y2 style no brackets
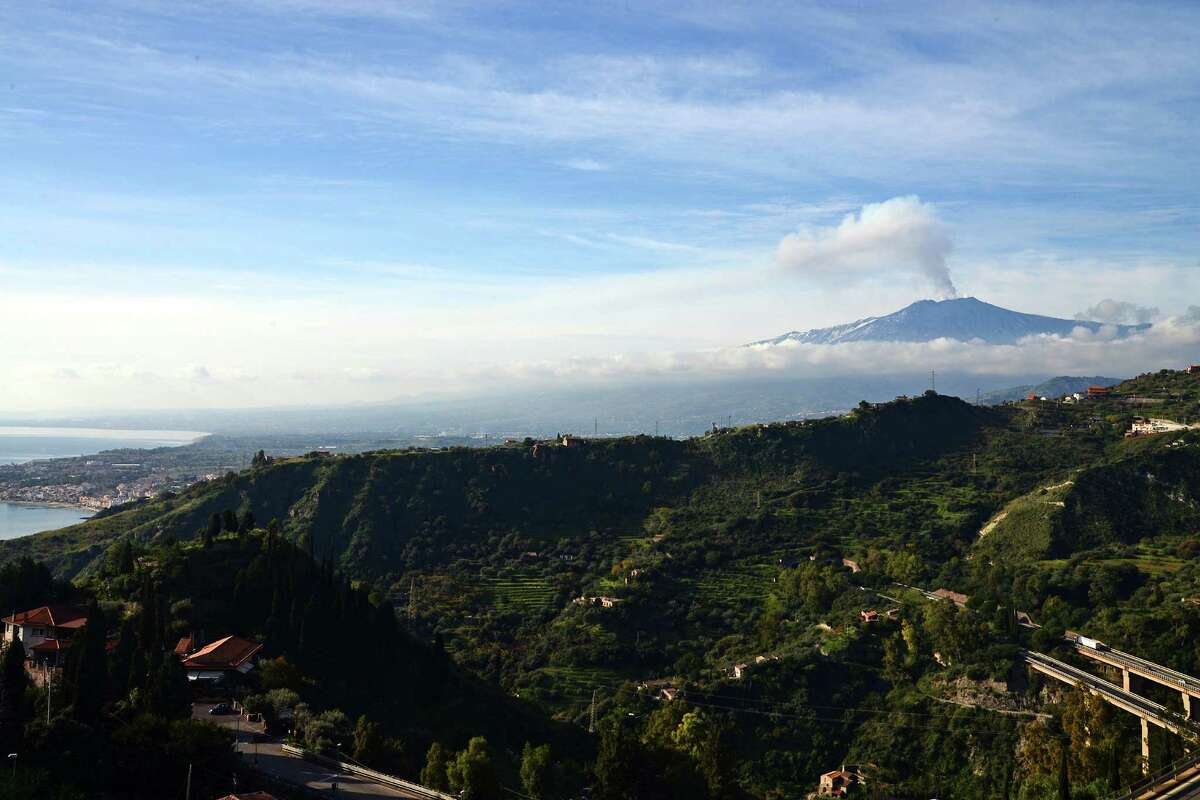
6,372,1200,798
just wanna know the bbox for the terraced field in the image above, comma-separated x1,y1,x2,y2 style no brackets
531,665,623,708
681,563,777,608
484,573,558,611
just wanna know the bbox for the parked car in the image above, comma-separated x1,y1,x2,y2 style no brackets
208,703,233,715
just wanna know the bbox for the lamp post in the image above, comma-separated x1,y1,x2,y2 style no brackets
7,753,17,779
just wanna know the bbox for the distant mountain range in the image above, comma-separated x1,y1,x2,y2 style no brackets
979,376,1124,405
750,297,1152,347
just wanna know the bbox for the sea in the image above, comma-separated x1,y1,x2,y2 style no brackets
0,426,205,541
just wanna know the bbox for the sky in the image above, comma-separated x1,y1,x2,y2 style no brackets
2,0,1199,412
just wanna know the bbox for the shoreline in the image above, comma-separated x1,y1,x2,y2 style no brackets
0,498,91,512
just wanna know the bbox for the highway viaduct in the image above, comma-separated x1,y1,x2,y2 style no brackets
1023,649,1193,770
1068,637,1200,721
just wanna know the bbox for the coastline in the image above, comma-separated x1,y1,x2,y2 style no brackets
0,498,90,512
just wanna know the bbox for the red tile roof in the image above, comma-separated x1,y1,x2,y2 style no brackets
173,634,196,656
217,793,277,800
2,606,88,628
30,639,69,652
181,635,262,670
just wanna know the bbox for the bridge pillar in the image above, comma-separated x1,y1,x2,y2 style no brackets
1184,692,1192,720
1141,718,1151,775
1123,668,1132,693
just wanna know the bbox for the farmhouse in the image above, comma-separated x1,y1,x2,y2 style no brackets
178,634,263,683
2,606,88,668
818,766,864,797
931,588,969,607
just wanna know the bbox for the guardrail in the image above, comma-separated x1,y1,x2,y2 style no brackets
1109,751,1200,800
280,743,458,800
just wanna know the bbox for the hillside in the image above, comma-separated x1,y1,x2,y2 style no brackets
7,375,1200,798
980,375,1124,404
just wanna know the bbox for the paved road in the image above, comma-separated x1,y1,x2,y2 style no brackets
1069,637,1200,695
1135,767,1200,800
192,703,432,800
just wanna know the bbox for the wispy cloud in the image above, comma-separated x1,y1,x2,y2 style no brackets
558,158,609,171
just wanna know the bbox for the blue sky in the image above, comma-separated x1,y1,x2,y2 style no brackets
2,1,1199,410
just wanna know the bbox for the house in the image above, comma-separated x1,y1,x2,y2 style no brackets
599,596,623,609
1087,385,1111,398
2,606,88,667
180,635,263,683
1188,365,1200,375
818,766,864,797
659,687,680,702
885,608,900,621
1026,392,1038,401
930,588,969,607
732,663,750,680
860,610,880,624
841,557,861,573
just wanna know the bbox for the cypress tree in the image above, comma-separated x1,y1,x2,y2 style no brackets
0,639,28,752
204,513,221,547
66,603,109,722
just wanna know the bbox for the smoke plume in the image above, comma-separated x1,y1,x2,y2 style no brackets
776,195,956,298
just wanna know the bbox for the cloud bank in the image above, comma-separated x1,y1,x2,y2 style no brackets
1076,299,1160,325
777,196,956,299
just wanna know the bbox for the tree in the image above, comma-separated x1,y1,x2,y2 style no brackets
521,742,554,799
594,715,640,800
222,509,238,533
203,513,221,547
238,509,256,535
144,655,191,720
0,639,28,752
353,715,384,766
447,737,499,800
65,604,108,722
421,742,451,791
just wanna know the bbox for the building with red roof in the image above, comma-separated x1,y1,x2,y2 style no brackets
180,634,263,683
2,606,88,667
173,633,196,656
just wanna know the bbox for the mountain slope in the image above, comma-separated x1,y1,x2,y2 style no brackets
980,376,1124,404
751,297,1151,346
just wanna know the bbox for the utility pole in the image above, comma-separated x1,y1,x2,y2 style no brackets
589,688,598,733
46,667,51,725
594,418,598,436
930,369,936,393
408,578,416,621
185,763,192,800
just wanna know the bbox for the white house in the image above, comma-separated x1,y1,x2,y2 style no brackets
2,606,89,668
